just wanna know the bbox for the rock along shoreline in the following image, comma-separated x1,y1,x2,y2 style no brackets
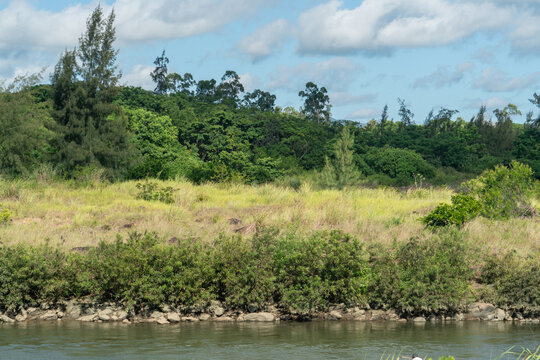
1,301,539,325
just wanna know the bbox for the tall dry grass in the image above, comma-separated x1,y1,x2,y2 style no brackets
0,179,537,254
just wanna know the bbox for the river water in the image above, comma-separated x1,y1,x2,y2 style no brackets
1,321,538,359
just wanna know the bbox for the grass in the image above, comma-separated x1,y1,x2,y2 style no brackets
0,179,538,255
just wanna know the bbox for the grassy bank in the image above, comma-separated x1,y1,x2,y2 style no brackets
0,180,538,255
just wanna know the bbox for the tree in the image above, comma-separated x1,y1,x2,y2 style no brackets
492,104,520,157
0,74,53,175
216,70,244,107
150,50,170,95
196,79,217,102
320,126,359,188
167,72,195,95
397,98,414,126
243,89,276,112
298,82,332,124
50,5,135,178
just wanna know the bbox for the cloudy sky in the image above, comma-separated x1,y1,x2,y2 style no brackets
1,0,540,122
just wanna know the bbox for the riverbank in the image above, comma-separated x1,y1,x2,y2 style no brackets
1,299,539,325
0,230,538,322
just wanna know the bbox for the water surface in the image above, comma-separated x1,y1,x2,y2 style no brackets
1,321,538,359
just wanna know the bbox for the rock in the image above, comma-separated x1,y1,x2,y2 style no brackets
454,313,465,321
40,310,58,321
122,319,130,324
352,311,367,321
65,302,82,319
161,304,173,313
370,310,386,320
0,314,15,323
98,314,111,321
213,316,234,322
111,315,119,321
77,314,98,322
494,308,506,321
386,310,399,321
156,317,169,325
243,312,275,322
328,311,343,320
116,310,128,321
40,302,50,310
150,311,165,319
469,302,497,320
532,319,540,324
15,313,27,322
413,317,426,322
181,316,199,322
26,307,39,316
199,313,211,321
166,313,181,323
208,301,225,317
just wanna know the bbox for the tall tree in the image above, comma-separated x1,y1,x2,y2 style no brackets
298,82,332,124
51,5,135,178
397,98,414,126
243,89,276,112
150,50,170,95
216,70,244,107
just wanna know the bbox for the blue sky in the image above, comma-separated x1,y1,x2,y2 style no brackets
1,0,540,123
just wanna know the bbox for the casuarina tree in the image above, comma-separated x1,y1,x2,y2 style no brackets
50,5,136,178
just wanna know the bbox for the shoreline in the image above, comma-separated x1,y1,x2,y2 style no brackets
2,301,539,325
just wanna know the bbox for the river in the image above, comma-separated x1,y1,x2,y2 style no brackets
1,321,538,359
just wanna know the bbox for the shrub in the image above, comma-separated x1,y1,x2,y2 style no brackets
463,161,538,219
422,194,482,227
136,182,175,204
363,147,436,186
274,230,371,313
0,207,11,224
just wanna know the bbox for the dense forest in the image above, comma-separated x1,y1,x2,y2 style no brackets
1,6,539,187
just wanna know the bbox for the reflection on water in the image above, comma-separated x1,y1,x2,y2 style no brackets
0,320,538,360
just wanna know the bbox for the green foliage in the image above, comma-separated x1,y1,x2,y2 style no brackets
480,251,540,311
0,244,73,312
274,230,370,313
0,75,54,176
368,232,472,315
298,82,332,124
319,126,361,188
363,147,436,186
50,6,136,179
136,182,175,204
463,161,538,219
422,194,482,227
0,207,12,224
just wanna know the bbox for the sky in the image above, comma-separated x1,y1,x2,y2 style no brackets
1,0,540,123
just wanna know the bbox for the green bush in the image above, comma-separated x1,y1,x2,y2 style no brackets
422,194,482,227
274,230,370,313
480,251,540,312
0,207,11,224
136,182,175,204
463,161,538,219
368,232,472,315
363,147,436,186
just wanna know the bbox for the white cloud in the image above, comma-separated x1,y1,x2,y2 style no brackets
0,0,266,54
474,67,540,92
238,19,294,62
122,64,155,89
413,62,474,88
239,72,260,92
296,0,540,54
267,57,360,92
330,92,376,106
347,108,379,120
467,96,511,113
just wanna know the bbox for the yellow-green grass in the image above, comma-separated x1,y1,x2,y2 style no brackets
0,179,538,256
